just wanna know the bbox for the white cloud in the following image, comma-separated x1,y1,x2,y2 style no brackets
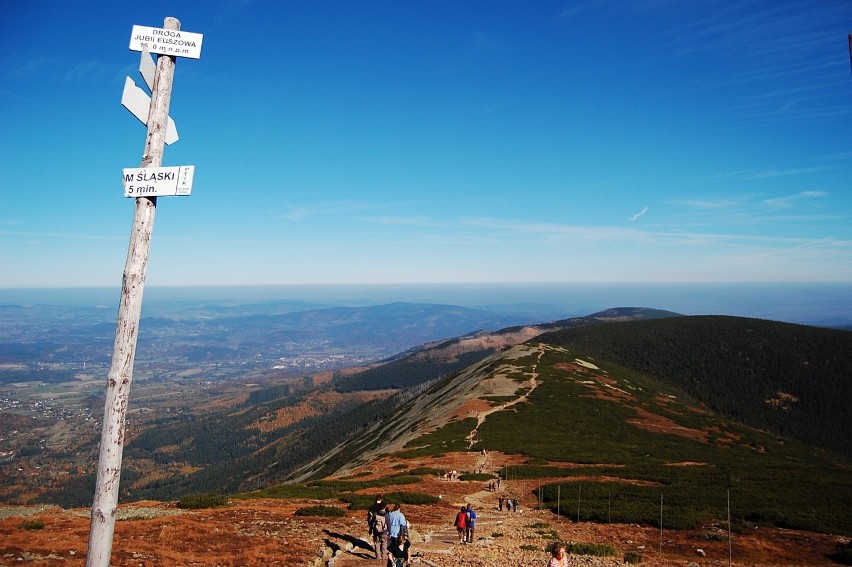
762,191,827,209
629,206,649,221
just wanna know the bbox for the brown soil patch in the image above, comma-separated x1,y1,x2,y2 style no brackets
627,405,710,443
252,390,391,433
449,398,492,422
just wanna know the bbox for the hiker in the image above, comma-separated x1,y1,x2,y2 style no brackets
369,505,388,560
387,503,407,543
548,541,568,567
387,531,411,567
367,494,386,559
465,503,477,543
367,494,384,536
498,495,504,511
454,505,468,544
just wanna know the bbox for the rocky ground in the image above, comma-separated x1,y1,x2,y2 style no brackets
0,450,846,566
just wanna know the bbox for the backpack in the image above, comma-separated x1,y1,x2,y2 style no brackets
373,512,387,535
455,511,467,528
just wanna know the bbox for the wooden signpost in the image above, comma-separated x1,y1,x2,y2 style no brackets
85,17,202,567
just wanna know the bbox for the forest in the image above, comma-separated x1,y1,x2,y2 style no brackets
537,315,852,457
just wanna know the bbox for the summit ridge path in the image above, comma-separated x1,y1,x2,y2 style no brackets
326,347,630,566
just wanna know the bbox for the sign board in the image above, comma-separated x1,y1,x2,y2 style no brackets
129,25,204,59
139,46,156,91
121,77,179,144
122,166,195,197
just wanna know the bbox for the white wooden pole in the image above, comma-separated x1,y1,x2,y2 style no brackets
659,494,664,558
728,489,732,567
85,17,180,567
576,485,581,522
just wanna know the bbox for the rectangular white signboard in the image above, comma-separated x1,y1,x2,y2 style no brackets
123,166,195,197
129,25,204,59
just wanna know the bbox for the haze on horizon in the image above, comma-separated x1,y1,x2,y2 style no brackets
2,1,851,288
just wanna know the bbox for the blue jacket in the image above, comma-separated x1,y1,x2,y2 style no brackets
466,508,477,526
387,509,407,538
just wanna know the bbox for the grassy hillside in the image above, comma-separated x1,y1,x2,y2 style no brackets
384,344,852,536
534,315,852,458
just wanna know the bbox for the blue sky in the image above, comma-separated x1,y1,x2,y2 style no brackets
2,0,851,288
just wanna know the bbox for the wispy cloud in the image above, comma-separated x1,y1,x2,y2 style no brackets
0,230,123,241
557,0,608,19
675,196,752,209
280,201,379,221
213,0,261,27
743,167,833,180
763,191,826,209
467,217,658,244
629,206,649,221
464,216,851,252
6,57,54,81
363,215,445,228
710,166,834,180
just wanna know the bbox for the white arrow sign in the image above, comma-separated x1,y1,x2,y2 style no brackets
121,77,179,145
139,45,156,91
122,165,195,197
129,25,203,59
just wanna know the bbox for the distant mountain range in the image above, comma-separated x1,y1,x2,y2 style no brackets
0,300,566,378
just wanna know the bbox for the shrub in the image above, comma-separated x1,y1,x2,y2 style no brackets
459,473,495,482
407,467,444,476
340,471,373,479
20,519,44,530
520,544,541,551
177,493,228,509
295,505,346,518
624,551,643,563
829,541,852,565
342,491,440,510
566,542,617,557
237,483,338,501
310,474,423,491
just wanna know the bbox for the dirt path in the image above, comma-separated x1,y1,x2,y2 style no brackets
465,345,544,449
325,347,605,566
325,477,628,567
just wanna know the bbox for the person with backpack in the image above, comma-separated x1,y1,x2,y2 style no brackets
367,495,387,560
367,495,384,533
465,504,477,543
372,508,388,559
454,505,468,544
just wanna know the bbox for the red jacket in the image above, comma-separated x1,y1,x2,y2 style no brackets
455,511,467,528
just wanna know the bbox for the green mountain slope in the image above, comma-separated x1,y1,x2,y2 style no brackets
534,315,852,458
337,342,851,535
